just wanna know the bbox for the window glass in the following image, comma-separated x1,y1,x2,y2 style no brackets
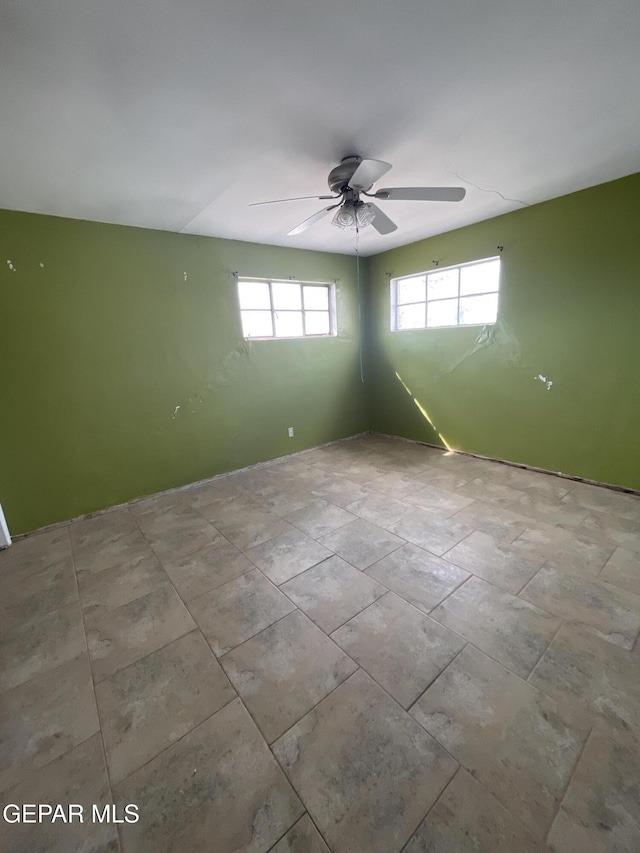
427,269,459,300
397,276,426,305
427,299,458,327
274,311,304,337
241,310,273,338
460,259,501,295
303,286,329,310
459,293,499,325
272,282,302,310
392,258,500,331
238,281,270,310
397,303,426,330
305,311,331,335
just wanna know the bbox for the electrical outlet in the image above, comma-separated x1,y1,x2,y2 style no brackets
287,427,294,438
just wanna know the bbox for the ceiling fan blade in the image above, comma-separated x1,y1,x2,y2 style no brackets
348,158,392,192
287,205,339,236
368,203,397,235
373,187,466,202
250,194,337,207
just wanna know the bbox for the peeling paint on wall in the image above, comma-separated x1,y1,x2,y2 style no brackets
210,343,253,388
535,374,554,390
433,320,523,380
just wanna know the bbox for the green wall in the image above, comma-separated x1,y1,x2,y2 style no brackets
367,172,640,491
0,211,366,534
3,172,639,533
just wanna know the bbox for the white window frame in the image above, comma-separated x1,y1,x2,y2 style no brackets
237,278,337,340
390,256,501,331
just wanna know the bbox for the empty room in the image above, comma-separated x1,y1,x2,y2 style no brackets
1,1,639,851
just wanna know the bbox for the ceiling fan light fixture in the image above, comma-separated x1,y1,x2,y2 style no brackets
332,201,375,231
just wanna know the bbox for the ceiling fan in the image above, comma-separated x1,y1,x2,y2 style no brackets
250,156,466,236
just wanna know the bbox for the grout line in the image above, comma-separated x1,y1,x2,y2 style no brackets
526,620,565,685
545,725,594,843
66,525,124,853
398,765,462,853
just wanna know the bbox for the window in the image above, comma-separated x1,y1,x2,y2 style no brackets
237,279,336,339
391,257,500,331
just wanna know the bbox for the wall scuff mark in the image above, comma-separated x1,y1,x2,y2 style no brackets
172,406,181,418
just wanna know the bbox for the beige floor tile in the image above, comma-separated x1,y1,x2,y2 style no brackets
270,814,330,853
141,508,224,560
405,768,550,853
188,569,295,655
598,546,640,595
410,465,473,492
405,485,476,518
528,623,640,748
445,530,545,593
215,508,294,551
308,474,372,507
221,610,357,743
161,539,254,600
510,523,614,579
0,527,71,580
188,476,250,510
273,670,457,853
73,528,152,577
0,655,99,793
86,584,196,681
520,565,640,649
281,555,386,633
548,729,640,853
70,508,139,549
244,528,333,585
366,543,469,614
411,644,590,840
457,478,527,506
345,490,414,527
388,510,474,556
6,434,636,850
430,576,561,678
562,483,640,521
97,630,235,783
426,452,490,477
332,592,465,708
257,487,318,517
115,699,303,853
129,492,190,519
510,494,588,529
581,510,640,553
363,471,425,498
77,550,167,614
451,500,532,543
0,601,85,692
285,499,355,539
0,735,118,853
320,518,404,569
0,555,77,631
196,491,266,525
481,465,572,501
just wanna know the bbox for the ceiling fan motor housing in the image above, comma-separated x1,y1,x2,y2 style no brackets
328,157,368,194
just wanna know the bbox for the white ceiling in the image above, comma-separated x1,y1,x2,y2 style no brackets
1,0,639,256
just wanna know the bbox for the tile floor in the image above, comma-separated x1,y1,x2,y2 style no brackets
1,433,640,852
